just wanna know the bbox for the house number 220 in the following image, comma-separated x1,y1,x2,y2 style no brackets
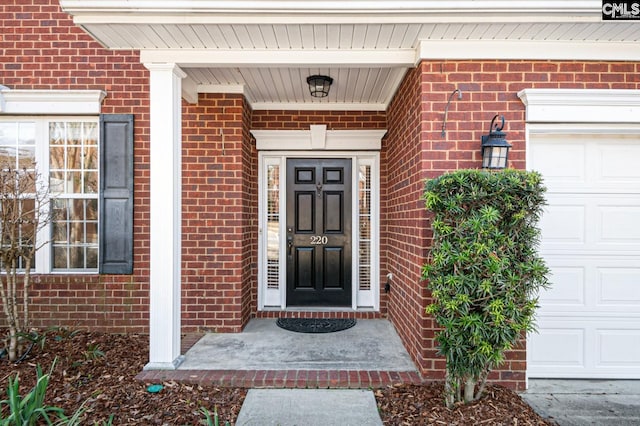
310,236,328,245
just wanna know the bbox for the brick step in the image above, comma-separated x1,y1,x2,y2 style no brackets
136,369,424,389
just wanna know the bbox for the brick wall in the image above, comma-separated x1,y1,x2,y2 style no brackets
384,59,640,390
241,96,258,327
1,0,152,332
252,110,386,130
4,0,640,389
181,93,256,333
383,65,435,378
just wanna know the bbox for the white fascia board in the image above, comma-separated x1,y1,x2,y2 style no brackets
61,1,600,24
518,89,640,123
418,40,640,61
0,89,107,114
140,49,416,67
251,102,387,111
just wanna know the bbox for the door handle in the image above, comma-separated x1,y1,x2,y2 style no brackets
287,235,293,256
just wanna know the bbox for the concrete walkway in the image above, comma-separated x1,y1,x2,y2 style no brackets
522,379,640,426
236,389,382,426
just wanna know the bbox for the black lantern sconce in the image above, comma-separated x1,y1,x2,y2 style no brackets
481,115,512,169
306,75,333,98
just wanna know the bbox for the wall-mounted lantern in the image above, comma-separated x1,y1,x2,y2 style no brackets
481,115,511,169
306,75,333,98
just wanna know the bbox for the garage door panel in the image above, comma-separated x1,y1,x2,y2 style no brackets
541,195,640,252
598,141,640,184
538,266,586,307
540,257,639,313
597,329,640,368
532,135,640,192
539,204,585,245
600,206,640,242
597,267,640,306
529,327,585,369
530,140,586,186
529,132,640,379
530,317,640,378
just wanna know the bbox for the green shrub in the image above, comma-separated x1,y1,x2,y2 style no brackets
0,360,92,426
422,169,549,408
0,362,64,425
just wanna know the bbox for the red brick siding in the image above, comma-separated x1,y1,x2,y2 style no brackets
1,0,152,332
252,110,386,130
181,93,255,333
241,97,258,328
383,66,435,379
4,0,640,390
384,59,640,390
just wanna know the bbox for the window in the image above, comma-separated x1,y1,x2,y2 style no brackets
0,118,99,272
49,122,99,270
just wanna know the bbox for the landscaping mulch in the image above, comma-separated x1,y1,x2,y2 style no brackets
1,330,555,425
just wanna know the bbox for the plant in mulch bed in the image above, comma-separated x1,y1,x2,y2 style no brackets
422,169,550,408
0,359,88,426
0,163,52,363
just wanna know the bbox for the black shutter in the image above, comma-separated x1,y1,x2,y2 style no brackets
99,114,134,274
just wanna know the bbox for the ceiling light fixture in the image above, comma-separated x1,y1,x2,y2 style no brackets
306,75,333,98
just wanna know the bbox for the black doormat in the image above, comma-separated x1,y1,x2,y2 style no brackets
276,318,357,333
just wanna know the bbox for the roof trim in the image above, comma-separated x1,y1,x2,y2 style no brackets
141,49,418,68
60,0,602,24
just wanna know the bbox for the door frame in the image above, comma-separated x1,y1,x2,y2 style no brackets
254,126,385,311
257,149,381,311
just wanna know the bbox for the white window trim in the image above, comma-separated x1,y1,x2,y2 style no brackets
0,116,100,274
0,88,106,115
0,88,106,272
254,126,386,311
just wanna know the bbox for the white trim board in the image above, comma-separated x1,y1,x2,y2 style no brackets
0,89,107,115
519,89,640,123
257,151,381,312
252,126,387,151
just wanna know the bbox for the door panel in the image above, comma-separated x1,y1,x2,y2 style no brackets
286,158,352,306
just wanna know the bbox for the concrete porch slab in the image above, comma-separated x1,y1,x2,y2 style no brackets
136,319,423,388
178,319,416,371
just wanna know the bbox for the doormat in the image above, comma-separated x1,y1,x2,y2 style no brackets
276,318,357,334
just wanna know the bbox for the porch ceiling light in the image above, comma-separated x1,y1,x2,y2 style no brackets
306,75,333,98
481,115,512,170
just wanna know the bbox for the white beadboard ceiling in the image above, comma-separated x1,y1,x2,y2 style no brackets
59,1,640,110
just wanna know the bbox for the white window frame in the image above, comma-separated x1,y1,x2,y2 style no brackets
0,89,105,274
0,116,100,274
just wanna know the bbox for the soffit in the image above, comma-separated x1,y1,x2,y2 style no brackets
59,1,640,110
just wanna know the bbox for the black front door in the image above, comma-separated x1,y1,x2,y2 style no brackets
286,158,352,306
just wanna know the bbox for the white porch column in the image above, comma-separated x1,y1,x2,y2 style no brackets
144,63,185,370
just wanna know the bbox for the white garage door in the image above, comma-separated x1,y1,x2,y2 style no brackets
528,133,640,379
